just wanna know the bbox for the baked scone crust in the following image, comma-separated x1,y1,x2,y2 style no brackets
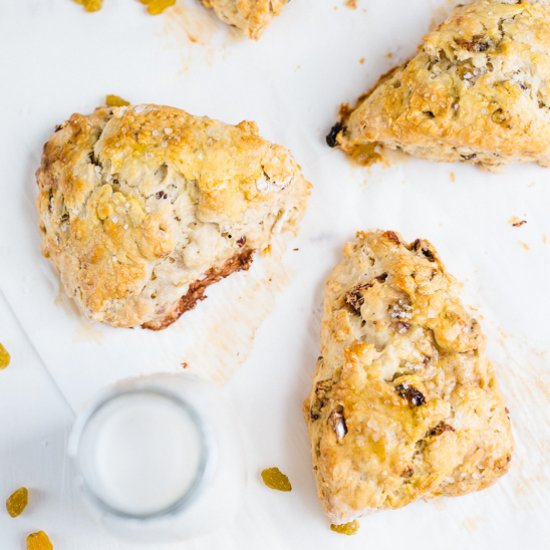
37,105,310,328
330,0,550,168
200,0,288,39
305,231,513,523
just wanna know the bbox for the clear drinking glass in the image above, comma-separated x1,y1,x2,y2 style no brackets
68,374,246,543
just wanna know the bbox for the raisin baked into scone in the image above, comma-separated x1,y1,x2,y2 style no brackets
200,0,288,39
304,231,513,523
328,0,550,168
37,105,310,329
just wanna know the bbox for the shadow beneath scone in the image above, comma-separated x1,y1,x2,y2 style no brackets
280,254,332,531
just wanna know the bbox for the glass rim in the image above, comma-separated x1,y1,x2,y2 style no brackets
68,385,212,521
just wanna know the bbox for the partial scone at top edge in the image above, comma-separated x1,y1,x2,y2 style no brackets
305,230,513,524
200,0,289,39
329,0,550,169
36,104,310,329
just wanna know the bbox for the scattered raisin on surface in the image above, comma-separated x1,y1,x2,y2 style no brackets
0,342,10,369
330,520,360,535
140,0,176,15
105,94,130,107
26,531,53,550
74,0,103,12
6,487,28,517
395,384,425,407
326,122,343,147
261,467,292,492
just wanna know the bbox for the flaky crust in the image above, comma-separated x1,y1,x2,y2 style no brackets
200,0,288,39
332,0,550,168
304,231,513,523
36,105,310,328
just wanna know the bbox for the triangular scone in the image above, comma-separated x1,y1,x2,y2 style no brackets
329,0,550,168
304,231,513,523
37,105,310,329
200,0,288,39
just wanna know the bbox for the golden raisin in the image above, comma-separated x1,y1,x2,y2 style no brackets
0,342,10,369
139,0,176,15
330,520,360,535
6,487,28,517
105,94,130,107
260,467,292,491
26,531,53,550
74,0,103,12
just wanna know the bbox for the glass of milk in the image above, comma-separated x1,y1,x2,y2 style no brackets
68,374,245,542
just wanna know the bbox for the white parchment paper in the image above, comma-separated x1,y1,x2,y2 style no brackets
0,1,549,548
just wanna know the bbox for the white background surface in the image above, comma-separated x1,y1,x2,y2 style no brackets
0,0,549,548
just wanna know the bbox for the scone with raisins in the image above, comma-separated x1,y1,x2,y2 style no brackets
37,104,310,329
305,231,513,523
328,0,550,168
200,0,288,39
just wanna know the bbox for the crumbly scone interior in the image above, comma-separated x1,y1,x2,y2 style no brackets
37,105,310,328
332,0,550,168
305,231,513,523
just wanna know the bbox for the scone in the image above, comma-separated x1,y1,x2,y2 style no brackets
200,0,288,39
304,231,513,523
37,104,310,329
328,0,550,169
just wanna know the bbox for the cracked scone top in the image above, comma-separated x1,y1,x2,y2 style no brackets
36,105,310,329
305,231,513,523
200,0,288,39
330,0,550,168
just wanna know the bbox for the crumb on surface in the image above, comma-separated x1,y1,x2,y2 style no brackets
385,52,394,59
509,216,527,228
518,241,530,251
345,0,357,9
449,171,456,183
359,57,365,65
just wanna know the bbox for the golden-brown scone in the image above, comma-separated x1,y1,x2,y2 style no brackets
304,231,513,524
328,0,550,169
200,0,288,39
37,105,310,329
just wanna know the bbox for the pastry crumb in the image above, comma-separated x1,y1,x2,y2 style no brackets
105,94,130,107
345,0,357,9
0,342,10,369
261,467,292,491
518,241,530,251
385,52,394,59
449,171,456,183
509,216,527,228
330,520,360,535
359,57,365,65
181,361,189,369
26,531,53,550
6,487,28,517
